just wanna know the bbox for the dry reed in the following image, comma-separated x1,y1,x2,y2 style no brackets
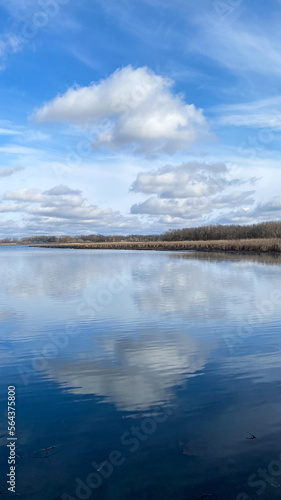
35,238,281,253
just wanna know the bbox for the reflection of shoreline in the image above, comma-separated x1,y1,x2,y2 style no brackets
171,250,281,266
3,245,281,266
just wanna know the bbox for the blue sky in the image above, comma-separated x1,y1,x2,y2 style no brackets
0,0,281,236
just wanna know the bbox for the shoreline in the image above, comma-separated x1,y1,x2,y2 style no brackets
25,238,281,254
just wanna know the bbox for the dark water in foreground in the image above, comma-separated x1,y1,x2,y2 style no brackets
1,246,281,499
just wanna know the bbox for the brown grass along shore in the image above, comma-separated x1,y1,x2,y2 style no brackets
33,238,281,253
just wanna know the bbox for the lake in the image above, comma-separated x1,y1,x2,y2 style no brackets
1,246,281,499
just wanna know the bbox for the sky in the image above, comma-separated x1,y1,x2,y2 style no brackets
0,0,281,237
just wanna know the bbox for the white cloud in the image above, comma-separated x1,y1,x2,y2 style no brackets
0,33,24,70
213,97,281,129
0,127,22,136
258,197,281,213
131,162,250,198
0,184,142,234
0,166,23,177
131,162,256,222
34,65,210,155
221,196,281,224
0,121,49,142
0,145,41,155
45,185,82,196
189,11,281,78
132,192,255,221
3,188,44,203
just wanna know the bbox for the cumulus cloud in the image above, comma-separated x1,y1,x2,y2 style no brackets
35,65,209,155
131,193,256,221
3,188,44,203
131,162,251,198
258,197,281,213
0,166,23,177
219,196,281,224
45,185,82,196
0,184,141,234
131,162,256,222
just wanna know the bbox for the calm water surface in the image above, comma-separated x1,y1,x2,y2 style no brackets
1,246,281,499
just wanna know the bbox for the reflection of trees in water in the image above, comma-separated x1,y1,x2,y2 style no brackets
172,250,281,266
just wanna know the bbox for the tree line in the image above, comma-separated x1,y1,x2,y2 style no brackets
161,221,281,241
2,221,281,244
